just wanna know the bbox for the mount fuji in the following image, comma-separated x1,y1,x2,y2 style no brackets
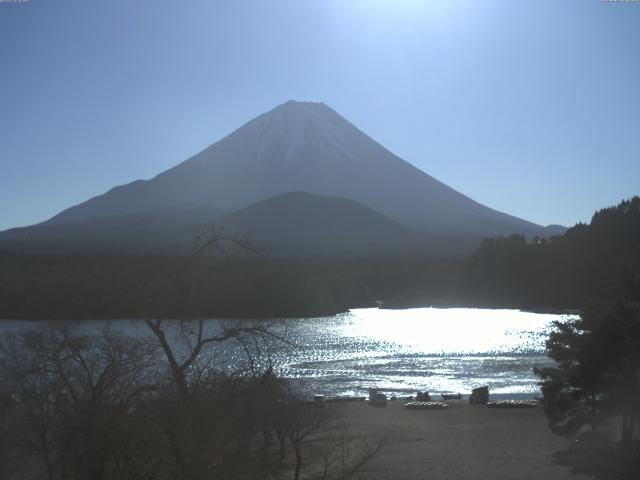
0,101,563,255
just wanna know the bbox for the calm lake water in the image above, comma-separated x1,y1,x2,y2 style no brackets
0,308,575,399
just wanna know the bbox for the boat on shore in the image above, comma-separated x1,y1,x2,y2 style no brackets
441,393,462,400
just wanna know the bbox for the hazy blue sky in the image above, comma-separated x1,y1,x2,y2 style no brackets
1,0,639,230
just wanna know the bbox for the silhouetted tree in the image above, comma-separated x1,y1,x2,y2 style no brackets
0,324,157,480
0,321,387,480
535,302,640,444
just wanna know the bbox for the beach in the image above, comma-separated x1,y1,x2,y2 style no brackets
334,400,592,480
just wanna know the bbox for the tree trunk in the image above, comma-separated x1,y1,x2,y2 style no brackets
276,429,286,460
145,320,188,396
590,392,597,432
39,426,55,480
163,422,192,480
293,444,302,480
622,409,630,444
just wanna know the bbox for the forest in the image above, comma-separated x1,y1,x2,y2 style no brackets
458,196,640,309
0,197,638,320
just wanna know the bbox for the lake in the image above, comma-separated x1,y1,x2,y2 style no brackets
0,307,575,399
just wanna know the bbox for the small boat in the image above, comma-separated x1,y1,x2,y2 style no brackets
416,391,431,401
441,393,462,400
368,388,388,407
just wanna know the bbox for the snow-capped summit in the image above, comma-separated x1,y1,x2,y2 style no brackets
229,100,356,164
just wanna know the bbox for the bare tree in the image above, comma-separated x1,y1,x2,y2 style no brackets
143,229,275,393
0,230,387,480
0,324,157,480
139,230,389,480
144,317,287,397
313,431,389,480
275,400,389,480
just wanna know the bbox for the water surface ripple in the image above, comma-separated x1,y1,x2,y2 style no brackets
0,307,575,399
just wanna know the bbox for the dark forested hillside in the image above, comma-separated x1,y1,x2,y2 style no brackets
456,197,640,309
1,198,637,320
0,252,458,320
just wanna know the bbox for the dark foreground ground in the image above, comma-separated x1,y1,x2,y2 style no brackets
337,400,592,480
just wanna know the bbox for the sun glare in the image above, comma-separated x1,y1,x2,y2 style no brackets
342,0,453,20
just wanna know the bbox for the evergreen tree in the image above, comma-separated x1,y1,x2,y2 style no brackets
535,302,640,444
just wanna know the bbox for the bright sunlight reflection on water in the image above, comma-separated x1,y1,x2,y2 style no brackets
0,308,577,399
341,308,560,354
278,308,576,398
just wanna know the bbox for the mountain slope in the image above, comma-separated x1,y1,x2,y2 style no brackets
0,206,221,253
40,101,557,239
0,192,426,256
214,191,424,257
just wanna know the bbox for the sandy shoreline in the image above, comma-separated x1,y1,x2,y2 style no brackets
334,400,591,480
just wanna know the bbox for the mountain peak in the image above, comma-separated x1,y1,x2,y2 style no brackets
232,100,357,165
280,99,326,108
265,99,336,119
31,100,551,242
